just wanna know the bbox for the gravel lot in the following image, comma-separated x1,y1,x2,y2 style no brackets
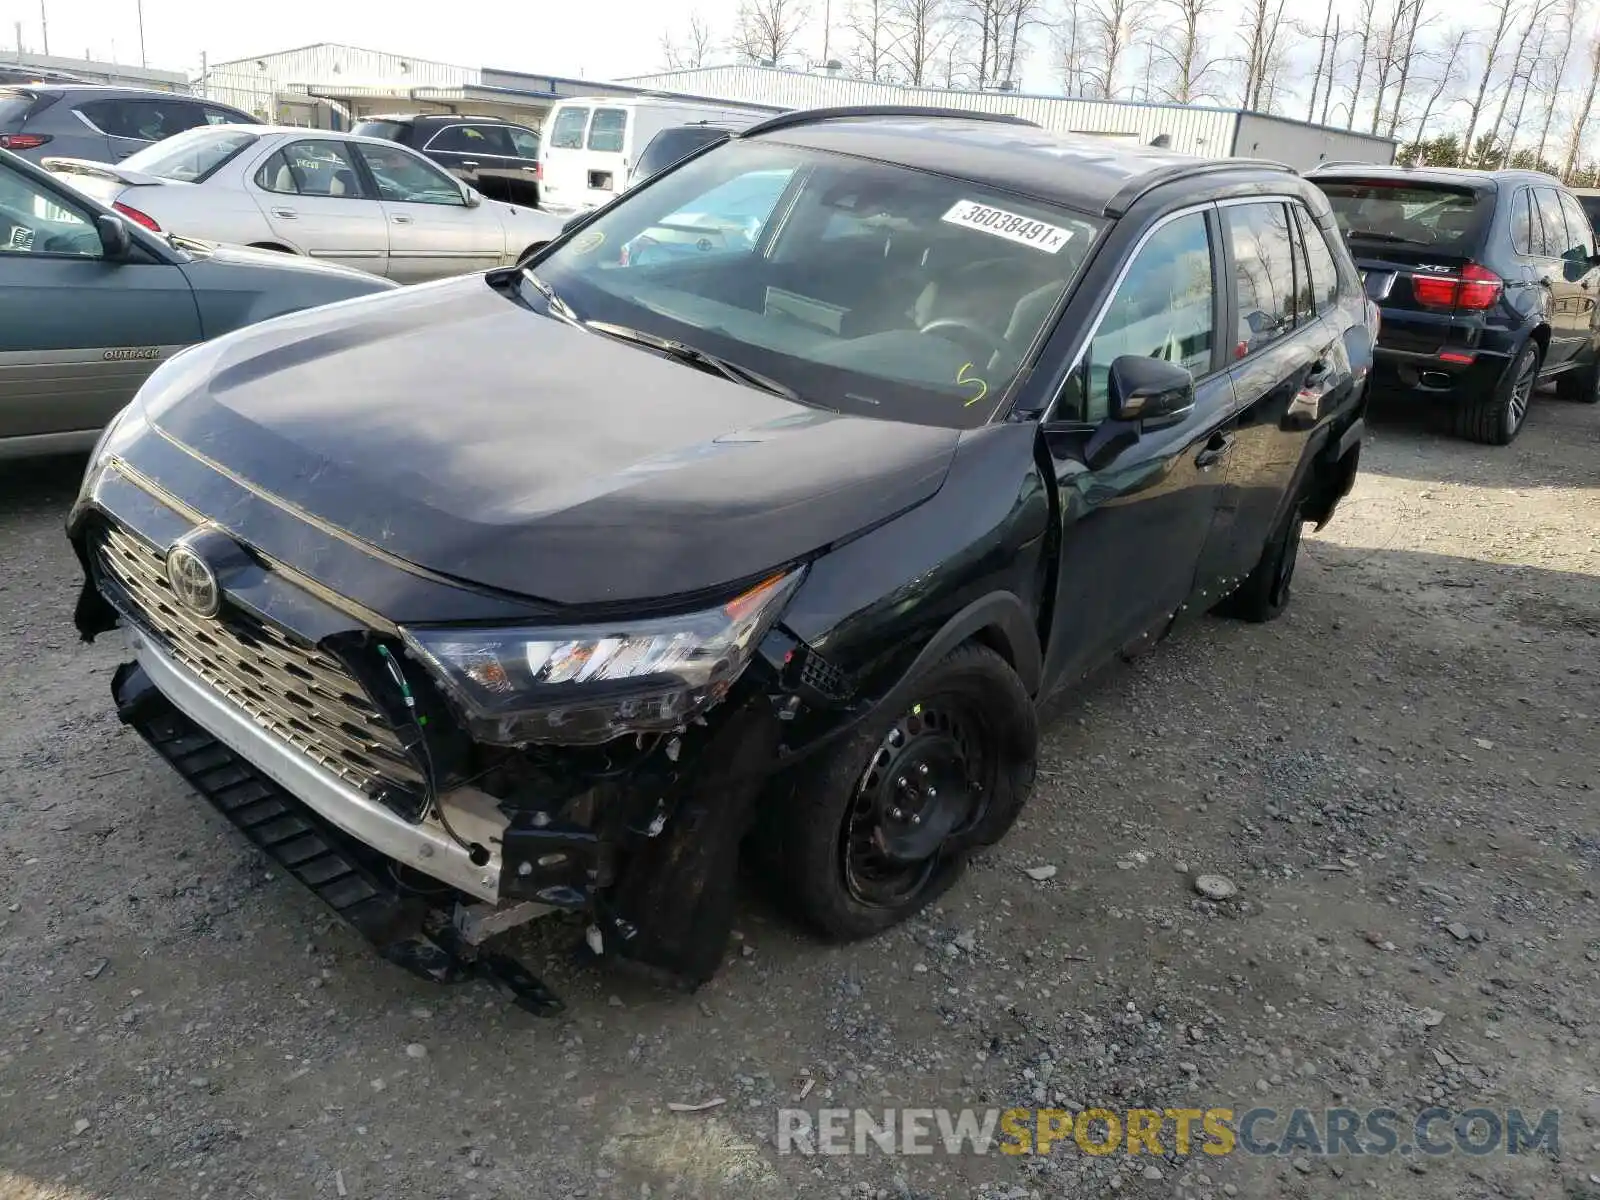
2,394,1597,1200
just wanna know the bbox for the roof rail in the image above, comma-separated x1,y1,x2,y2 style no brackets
1304,159,1402,173
1102,157,1292,217
738,105,1038,140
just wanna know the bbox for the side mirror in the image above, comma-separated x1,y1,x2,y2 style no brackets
1108,355,1196,426
96,213,132,260
463,186,483,208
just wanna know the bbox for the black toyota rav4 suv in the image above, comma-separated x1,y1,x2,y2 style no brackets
1308,164,1600,444
71,108,1371,1006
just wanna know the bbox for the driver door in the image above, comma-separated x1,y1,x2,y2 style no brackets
1042,206,1240,688
0,160,200,448
351,141,502,282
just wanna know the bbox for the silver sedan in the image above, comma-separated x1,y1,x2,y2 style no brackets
43,125,562,282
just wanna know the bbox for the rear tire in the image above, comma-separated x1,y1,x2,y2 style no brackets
1453,341,1539,444
756,642,1037,941
1216,497,1305,624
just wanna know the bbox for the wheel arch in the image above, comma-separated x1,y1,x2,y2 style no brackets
895,593,1044,700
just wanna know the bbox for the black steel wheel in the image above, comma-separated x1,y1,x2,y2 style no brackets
756,642,1037,940
1216,497,1306,624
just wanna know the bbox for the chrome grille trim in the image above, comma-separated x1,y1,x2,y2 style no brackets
90,522,422,797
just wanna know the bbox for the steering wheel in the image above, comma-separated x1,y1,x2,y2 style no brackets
918,316,1010,360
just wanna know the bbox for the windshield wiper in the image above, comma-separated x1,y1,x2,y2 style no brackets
584,320,804,404
521,270,582,326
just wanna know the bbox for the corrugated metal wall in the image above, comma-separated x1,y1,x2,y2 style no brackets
623,67,1237,158
1232,112,1396,169
199,43,476,122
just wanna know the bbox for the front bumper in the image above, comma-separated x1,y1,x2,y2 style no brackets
127,630,503,902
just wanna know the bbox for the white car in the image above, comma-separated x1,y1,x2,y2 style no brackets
43,125,562,283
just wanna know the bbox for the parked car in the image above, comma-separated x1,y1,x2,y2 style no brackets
44,125,562,283
1308,165,1600,443
627,121,741,187
0,83,258,162
538,96,764,213
0,146,395,459
70,108,1369,1003
1571,186,1600,235
353,113,543,209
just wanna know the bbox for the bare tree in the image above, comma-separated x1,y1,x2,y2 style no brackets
1081,0,1140,99
1346,0,1379,129
886,0,952,84
1409,26,1469,142
844,0,898,79
1383,0,1427,139
953,0,1040,88
1307,5,1336,123
1533,0,1578,163
1486,0,1555,149
1237,0,1290,111
1053,0,1093,96
731,0,814,65
1460,0,1517,156
1321,15,1342,125
661,11,717,70
1499,4,1556,163
1563,33,1600,180
1154,0,1225,103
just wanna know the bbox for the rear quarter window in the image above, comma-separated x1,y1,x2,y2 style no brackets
549,107,589,150
0,91,43,125
1317,181,1486,250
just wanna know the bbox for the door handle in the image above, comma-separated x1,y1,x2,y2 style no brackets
1195,432,1235,470
391,214,413,224
270,207,298,219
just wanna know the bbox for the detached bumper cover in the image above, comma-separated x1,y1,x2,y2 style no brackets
112,651,564,1013
126,631,499,902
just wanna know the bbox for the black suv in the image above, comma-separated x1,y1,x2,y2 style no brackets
71,108,1370,1005
353,114,542,208
1309,165,1600,443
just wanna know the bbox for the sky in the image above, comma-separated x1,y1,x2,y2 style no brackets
1,0,777,83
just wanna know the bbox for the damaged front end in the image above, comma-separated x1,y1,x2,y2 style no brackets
72,469,835,1011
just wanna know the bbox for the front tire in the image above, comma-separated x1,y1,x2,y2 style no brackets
758,642,1037,941
1454,341,1540,444
1217,497,1305,624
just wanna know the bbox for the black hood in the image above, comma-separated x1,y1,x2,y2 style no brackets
139,277,960,607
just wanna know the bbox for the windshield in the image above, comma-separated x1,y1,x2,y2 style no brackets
1316,180,1485,249
123,127,259,182
527,140,1102,428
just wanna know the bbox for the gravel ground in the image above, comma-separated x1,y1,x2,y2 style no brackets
2,393,1597,1200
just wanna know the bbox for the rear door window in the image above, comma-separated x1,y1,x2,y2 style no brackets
1225,201,1302,355
79,98,204,141
1557,191,1596,259
1294,205,1341,310
1533,188,1571,258
549,107,590,150
1317,181,1485,249
506,126,540,159
587,108,627,152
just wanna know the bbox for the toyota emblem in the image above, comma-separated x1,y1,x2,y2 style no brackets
165,538,221,617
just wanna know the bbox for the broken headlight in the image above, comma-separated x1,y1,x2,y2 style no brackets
401,569,803,746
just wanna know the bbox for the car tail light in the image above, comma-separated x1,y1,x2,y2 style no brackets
1412,263,1503,311
534,161,543,180
0,133,51,150
113,201,161,232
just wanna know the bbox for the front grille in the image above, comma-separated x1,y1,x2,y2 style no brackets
90,522,423,798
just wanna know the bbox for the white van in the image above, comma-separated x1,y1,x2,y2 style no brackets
538,96,767,213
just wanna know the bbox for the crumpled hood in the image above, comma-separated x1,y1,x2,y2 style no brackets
139,276,960,606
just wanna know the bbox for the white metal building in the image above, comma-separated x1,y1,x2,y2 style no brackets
0,50,187,90
198,43,480,125
622,65,1396,170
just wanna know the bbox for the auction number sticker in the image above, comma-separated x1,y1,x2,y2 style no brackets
941,200,1073,253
